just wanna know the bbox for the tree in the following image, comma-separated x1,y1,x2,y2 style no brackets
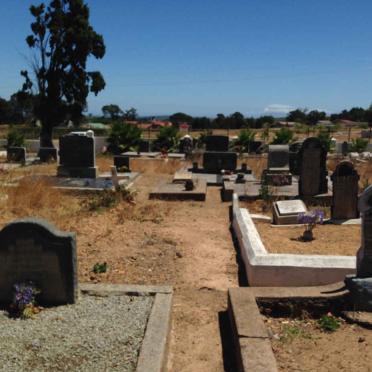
169,112,192,125
271,128,294,144
107,122,142,154
306,110,326,125
236,129,256,152
287,109,307,123
124,107,138,121
255,115,274,129
153,126,180,151
102,104,123,120
21,0,106,147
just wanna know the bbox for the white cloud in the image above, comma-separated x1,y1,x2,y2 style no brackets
264,104,294,114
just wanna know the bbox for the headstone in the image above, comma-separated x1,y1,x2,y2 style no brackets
298,137,328,197
205,136,229,152
110,166,120,189
203,151,237,173
185,179,194,191
192,162,198,171
268,145,290,170
331,161,359,220
179,135,193,154
341,141,349,156
345,186,372,311
38,147,58,162
7,146,26,164
0,218,77,305
273,199,307,225
57,132,97,178
249,141,263,154
114,155,130,172
264,145,292,186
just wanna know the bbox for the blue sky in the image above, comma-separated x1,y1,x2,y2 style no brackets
1,0,372,117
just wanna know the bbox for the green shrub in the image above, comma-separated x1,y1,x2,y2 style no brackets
153,126,180,151
236,129,256,152
107,122,142,154
317,130,332,152
7,126,25,147
93,262,107,274
350,138,368,153
271,128,294,144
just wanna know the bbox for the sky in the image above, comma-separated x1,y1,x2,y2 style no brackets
1,0,372,117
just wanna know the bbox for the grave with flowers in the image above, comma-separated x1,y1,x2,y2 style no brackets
0,218,172,371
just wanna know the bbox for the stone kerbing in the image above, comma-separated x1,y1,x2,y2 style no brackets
80,284,173,372
232,194,356,286
228,283,348,372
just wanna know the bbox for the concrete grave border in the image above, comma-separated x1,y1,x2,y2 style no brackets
80,283,173,372
228,282,348,372
232,194,356,286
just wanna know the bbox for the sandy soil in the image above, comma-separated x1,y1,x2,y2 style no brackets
0,158,239,372
255,221,360,256
265,316,372,372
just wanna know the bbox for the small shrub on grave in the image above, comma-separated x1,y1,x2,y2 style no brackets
93,262,108,274
7,126,25,147
318,314,340,332
235,129,256,152
297,210,324,241
153,126,180,152
10,281,41,319
107,122,142,154
350,138,368,153
271,128,295,144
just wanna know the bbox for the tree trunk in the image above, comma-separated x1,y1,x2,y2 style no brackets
40,123,54,148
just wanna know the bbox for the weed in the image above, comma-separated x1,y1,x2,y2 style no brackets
93,262,108,274
280,323,311,343
318,314,340,332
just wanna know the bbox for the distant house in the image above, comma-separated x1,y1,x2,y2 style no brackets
316,120,334,127
136,120,173,131
275,121,297,127
179,122,190,131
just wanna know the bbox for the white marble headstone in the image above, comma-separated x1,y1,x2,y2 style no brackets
276,200,307,216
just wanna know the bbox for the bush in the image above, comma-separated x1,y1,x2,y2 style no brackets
317,130,332,152
153,126,180,151
318,314,340,332
7,126,25,147
271,128,294,144
236,129,256,152
350,138,368,153
107,122,142,154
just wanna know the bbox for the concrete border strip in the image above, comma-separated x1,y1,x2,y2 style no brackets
232,194,356,286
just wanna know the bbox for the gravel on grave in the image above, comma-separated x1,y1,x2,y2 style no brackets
0,294,154,372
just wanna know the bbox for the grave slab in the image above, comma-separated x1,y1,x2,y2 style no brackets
273,199,307,225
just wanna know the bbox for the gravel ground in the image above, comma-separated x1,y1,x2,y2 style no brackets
0,294,154,372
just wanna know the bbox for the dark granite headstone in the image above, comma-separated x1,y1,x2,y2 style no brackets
341,141,349,156
113,155,130,172
298,137,328,197
57,132,97,178
203,151,237,173
268,145,290,170
0,218,77,305
249,141,263,154
7,147,26,164
179,136,193,154
138,140,150,152
331,161,359,220
38,147,57,162
205,136,229,152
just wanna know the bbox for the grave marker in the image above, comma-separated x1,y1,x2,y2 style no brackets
205,136,229,152
298,137,328,197
331,161,359,220
0,218,77,305
203,151,237,173
273,200,307,225
7,146,26,164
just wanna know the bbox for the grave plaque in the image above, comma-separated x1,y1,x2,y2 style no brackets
57,132,97,178
38,147,58,162
0,218,77,305
331,161,359,220
298,137,328,197
205,136,229,152
289,141,303,175
203,151,237,173
273,200,307,225
114,155,130,172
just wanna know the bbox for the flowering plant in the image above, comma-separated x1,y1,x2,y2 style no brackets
297,210,324,241
11,281,41,319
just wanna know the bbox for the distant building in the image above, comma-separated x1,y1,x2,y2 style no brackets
275,121,297,127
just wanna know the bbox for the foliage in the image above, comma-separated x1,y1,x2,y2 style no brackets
287,108,308,123
317,130,332,152
271,128,294,144
93,262,107,274
107,122,142,154
153,126,180,151
306,110,327,125
261,125,270,142
318,314,340,332
280,323,311,343
7,126,25,147
297,210,324,242
236,129,256,152
124,107,138,121
11,282,41,319
102,104,123,119
350,138,368,153
169,112,193,125
21,0,106,146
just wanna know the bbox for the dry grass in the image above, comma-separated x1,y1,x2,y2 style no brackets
130,158,185,174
